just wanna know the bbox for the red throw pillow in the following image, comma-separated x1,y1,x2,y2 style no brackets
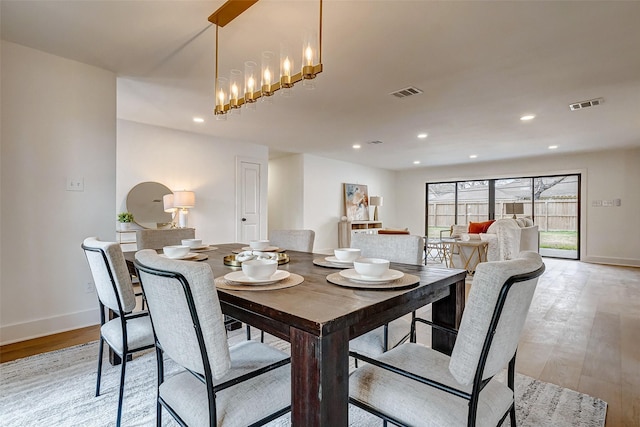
468,220,495,234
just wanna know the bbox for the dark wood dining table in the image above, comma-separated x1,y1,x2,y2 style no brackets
125,243,467,427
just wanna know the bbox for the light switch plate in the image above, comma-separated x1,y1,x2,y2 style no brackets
66,177,84,191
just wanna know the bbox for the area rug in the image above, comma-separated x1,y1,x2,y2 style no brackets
0,339,607,427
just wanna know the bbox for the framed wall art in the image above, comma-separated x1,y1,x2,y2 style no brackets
343,183,369,220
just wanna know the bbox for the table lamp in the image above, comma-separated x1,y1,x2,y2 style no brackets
370,196,383,221
505,202,524,219
173,191,195,228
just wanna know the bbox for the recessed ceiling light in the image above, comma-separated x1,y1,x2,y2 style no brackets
413,160,421,165
352,144,361,149
520,114,535,121
548,145,558,150
193,117,205,123
417,133,428,139
469,154,478,159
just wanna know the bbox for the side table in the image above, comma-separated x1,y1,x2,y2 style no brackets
445,240,489,274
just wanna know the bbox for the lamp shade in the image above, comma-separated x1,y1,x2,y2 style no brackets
163,194,175,213
505,202,524,215
370,196,383,207
173,191,195,209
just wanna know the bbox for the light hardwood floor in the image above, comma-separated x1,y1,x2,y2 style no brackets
1,258,638,426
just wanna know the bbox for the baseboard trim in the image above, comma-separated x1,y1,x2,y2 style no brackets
0,308,100,346
582,256,640,268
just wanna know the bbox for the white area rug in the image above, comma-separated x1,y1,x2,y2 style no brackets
0,339,606,426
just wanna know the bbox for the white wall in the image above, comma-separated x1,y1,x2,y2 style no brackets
116,119,269,245
268,154,304,232
395,147,640,267
268,154,398,252
1,41,117,344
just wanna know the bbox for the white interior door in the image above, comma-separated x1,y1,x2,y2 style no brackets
236,159,261,243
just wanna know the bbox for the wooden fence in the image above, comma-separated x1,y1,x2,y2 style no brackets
427,200,578,232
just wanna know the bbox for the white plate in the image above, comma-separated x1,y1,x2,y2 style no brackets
160,252,198,260
339,269,404,284
325,256,354,265
189,244,212,250
224,270,290,285
241,246,280,252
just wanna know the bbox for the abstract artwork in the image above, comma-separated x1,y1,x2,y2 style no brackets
344,183,369,220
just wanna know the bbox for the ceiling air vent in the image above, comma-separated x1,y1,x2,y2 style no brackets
569,97,604,111
390,86,423,99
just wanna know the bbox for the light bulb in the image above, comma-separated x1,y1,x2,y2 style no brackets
283,57,291,75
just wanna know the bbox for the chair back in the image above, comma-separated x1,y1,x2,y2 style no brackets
350,234,425,265
134,249,231,379
449,251,545,385
82,237,136,314
269,229,315,252
136,228,195,249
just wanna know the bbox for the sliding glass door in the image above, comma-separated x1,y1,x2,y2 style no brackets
426,174,580,260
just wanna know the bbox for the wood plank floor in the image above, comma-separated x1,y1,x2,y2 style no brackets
1,258,638,425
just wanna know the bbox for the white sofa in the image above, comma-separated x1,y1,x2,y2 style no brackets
449,218,539,265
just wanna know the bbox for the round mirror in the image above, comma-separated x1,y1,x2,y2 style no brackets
126,182,173,229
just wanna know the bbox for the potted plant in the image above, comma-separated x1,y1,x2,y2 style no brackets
117,212,134,231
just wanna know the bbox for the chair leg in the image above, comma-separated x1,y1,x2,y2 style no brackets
508,354,517,427
95,337,104,397
116,352,128,427
260,330,265,343
246,324,251,340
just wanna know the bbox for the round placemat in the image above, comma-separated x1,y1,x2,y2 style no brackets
326,272,420,290
312,258,351,269
193,246,218,252
215,272,304,291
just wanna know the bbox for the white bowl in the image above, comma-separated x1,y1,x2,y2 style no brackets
181,238,203,248
249,240,270,250
353,258,390,278
163,245,190,259
242,259,278,280
334,248,361,262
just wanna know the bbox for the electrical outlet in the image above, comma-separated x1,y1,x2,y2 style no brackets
66,177,84,191
84,282,94,293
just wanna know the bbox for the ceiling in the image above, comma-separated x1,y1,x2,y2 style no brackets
2,0,640,170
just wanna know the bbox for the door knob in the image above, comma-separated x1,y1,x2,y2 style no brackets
241,218,247,222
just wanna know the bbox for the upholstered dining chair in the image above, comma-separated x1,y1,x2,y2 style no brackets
349,233,425,362
135,228,195,250
269,229,315,252
349,251,545,427
81,237,155,427
134,249,291,427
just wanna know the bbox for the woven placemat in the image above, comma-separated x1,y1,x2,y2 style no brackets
312,258,351,269
215,272,304,291
192,246,218,252
326,272,420,290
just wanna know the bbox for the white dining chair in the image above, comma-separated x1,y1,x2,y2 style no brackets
81,237,155,427
349,252,545,427
134,249,291,426
269,229,315,252
135,228,195,250
349,233,425,361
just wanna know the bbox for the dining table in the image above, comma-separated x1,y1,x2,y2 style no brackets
124,243,467,427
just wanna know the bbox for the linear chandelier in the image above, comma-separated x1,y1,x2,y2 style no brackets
208,0,323,119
